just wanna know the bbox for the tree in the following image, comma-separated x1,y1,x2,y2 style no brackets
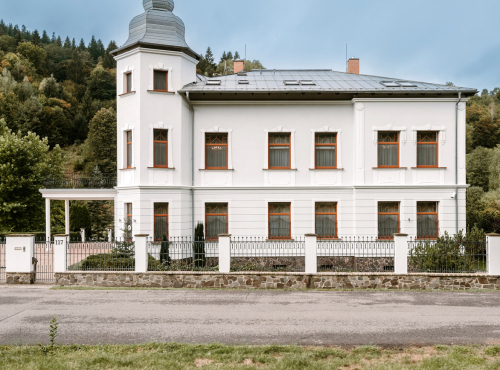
63,36,71,49
82,108,117,174
88,36,99,61
226,51,233,60
41,30,50,44
87,64,116,101
39,75,64,99
0,119,64,231
17,41,47,74
102,41,118,69
244,59,264,71
32,30,41,46
78,38,86,51
234,51,240,59
88,199,114,238
66,49,92,84
467,146,493,192
193,222,206,267
69,201,91,233
0,35,16,52
220,51,227,63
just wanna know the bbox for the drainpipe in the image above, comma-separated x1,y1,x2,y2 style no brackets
188,92,195,238
455,92,462,234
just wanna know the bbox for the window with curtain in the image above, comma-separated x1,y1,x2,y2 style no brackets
269,203,291,239
378,132,399,167
154,203,169,241
378,202,400,239
315,202,337,238
417,202,438,239
205,133,228,169
154,70,168,91
125,72,132,93
205,203,228,240
154,129,168,167
269,133,291,169
417,132,438,167
126,203,133,239
315,133,337,168
126,131,132,168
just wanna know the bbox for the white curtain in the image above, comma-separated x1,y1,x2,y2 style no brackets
316,146,336,167
270,146,289,167
206,146,227,168
417,144,437,166
378,144,398,166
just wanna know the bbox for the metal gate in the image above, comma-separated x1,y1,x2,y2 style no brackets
0,238,5,283
34,238,55,283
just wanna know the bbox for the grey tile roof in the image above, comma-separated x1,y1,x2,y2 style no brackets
180,70,477,94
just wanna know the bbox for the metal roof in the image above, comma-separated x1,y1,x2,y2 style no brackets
180,69,477,94
112,0,200,59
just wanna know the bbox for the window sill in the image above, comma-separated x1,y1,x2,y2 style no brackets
263,168,298,171
199,169,234,171
118,91,136,97
310,168,344,171
372,167,407,170
411,167,447,169
147,90,176,95
148,167,175,170
119,167,136,171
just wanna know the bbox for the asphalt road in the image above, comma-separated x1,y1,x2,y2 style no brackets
1,285,500,346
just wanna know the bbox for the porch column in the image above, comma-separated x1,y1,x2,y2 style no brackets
65,200,70,235
45,198,51,241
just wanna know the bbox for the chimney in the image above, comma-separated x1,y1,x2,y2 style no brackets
234,59,245,74
347,58,359,74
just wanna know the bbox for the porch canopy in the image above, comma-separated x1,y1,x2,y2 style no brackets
40,189,117,241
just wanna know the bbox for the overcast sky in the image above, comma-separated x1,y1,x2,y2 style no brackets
3,0,500,91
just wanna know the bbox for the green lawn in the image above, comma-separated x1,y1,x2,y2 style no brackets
1,343,500,369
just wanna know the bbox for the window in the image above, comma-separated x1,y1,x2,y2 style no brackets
315,203,337,239
126,203,133,239
205,203,228,240
269,203,291,239
125,72,132,93
269,133,291,169
205,133,228,169
378,202,400,239
154,70,168,91
315,133,337,169
417,132,438,167
417,202,439,239
126,131,133,168
378,132,399,168
154,203,169,241
154,129,168,167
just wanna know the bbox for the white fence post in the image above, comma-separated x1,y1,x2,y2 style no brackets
134,234,149,273
393,233,408,274
6,234,35,283
487,233,500,275
80,228,86,243
54,234,69,273
219,234,231,273
305,234,317,275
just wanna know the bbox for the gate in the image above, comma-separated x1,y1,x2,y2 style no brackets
34,238,55,283
0,237,5,283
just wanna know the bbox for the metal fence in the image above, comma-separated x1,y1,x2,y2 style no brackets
44,173,117,189
147,237,219,271
67,239,135,271
230,236,305,272
317,237,395,272
34,238,55,283
408,236,487,273
0,237,5,283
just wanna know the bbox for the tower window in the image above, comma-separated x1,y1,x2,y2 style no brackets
154,70,168,92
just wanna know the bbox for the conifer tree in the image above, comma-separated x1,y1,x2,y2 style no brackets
226,51,233,60
41,30,50,44
83,108,117,175
102,41,118,69
32,30,41,45
78,38,86,50
234,51,240,59
71,38,76,49
51,32,56,43
220,51,227,63
88,36,99,61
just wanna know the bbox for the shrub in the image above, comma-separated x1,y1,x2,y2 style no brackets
194,222,206,268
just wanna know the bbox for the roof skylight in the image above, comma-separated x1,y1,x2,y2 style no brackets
380,81,401,87
300,80,316,86
238,80,249,84
284,80,300,85
206,80,222,85
397,81,418,87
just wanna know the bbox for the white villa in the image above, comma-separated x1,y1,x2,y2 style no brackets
40,0,477,241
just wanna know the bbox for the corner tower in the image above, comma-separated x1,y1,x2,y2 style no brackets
112,0,199,237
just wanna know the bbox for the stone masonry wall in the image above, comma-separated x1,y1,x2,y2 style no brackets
54,272,500,290
7,272,35,285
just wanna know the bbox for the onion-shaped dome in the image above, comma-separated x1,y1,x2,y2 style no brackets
112,0,199,59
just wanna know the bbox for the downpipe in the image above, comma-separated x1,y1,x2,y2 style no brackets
188,92,195,238
455,92,462,234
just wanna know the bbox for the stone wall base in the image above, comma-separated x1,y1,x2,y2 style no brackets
7,272,35,285
55,272,500,290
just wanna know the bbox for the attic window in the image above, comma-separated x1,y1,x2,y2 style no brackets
397,81,418,87
300,80,316,86
238,80,249,84
380,81,401,87
284,80,300,85
206,80,222,85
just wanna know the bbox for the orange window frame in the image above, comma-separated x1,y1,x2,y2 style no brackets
125,72,132,93
154,203,169,241
315,202,338,239
205,203,228,241
315,133,337,169
417,202,439,239
153,129,169,168
268,133,291,170
378,202,400,240
126,131,132,168
205,133,228,170
153,70,168,92
417,131,439,168
377,132,399,168
268,202,291,240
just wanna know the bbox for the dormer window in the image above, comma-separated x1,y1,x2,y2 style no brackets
154,70,168,92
